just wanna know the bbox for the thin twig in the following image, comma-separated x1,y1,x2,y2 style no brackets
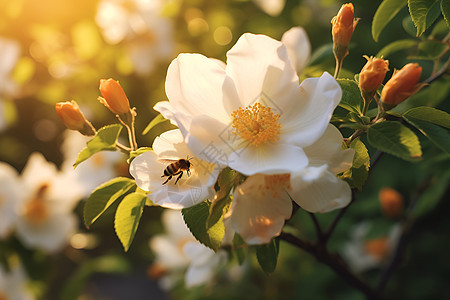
309,213,324,242
280,232,378,299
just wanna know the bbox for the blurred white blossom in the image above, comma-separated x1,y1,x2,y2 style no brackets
0,262,34,300
61,130,127,197
0,163,22,239
342,222,402,273
253,0,286,16
149,210,228,289
96,0,174,75
15,153,83,253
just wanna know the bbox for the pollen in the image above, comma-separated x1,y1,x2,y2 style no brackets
231,102,281,147
23,184,50,226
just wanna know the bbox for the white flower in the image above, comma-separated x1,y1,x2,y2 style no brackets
252,0,286,17
0,163,22,239
0,263,34,300
342,222,402,273
96,0,174,75
155,32,341,176
0,37,20,100
231,124,354,244
149,210,227,289
130,129,220,209
281,27,311,76
15,153,83,253
61,130,126,197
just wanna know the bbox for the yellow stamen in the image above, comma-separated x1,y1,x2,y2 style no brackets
23,184,50,226
231,102,281,147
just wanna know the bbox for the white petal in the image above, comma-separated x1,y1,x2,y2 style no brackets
165,53,229,123
228,143,308,176
150,235,189,268
291,166,351,213
280,72,342,147
152,129,191,159
224,33,301,114
281,27,311,75
303,124,355,174
129,151,217,209
231,174,292,244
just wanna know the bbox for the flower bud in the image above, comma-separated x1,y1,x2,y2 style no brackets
99,78,131,115
359,55,389,94
364,237,389,261
331,3,359,59
379,187,404,219
381,63,424,110
55,101,96,136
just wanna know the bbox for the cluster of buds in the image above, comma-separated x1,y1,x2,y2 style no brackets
331,3,359,66
56,79,135,141
380,63,425,111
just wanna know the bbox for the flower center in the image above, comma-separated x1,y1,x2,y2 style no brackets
231,103,281,147
23,183,50,226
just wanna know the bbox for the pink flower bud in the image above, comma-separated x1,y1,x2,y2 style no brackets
55,101,95,136
331,3,358,50
379,187,404,219
359,55,389,93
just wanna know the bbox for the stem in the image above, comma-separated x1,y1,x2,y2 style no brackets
309,213,324,242
116,142,131,154
280,232,378,299
334,57,343,79
423,57,449,84
117,110,138,151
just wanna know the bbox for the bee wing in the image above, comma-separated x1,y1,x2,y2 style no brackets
157,158,178,165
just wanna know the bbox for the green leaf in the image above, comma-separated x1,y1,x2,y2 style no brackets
408,0,441,36
372,0,408,42
403,107,450,153
403,106,450,128
431,19,450,37
74,124,123,168
442,0,450,27
411,40,449,60
367,121,422,161
337,79,364,114
340,139,370,190
233,233,247,265
376,39,419,58
142,114,168,135
182,201,225,251
84,177,136,228
413,173,450,218
114,192,147,252
128,147,152,163
207,168,236,228
256,239,280,274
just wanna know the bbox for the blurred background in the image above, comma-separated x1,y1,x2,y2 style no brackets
0,0,449,299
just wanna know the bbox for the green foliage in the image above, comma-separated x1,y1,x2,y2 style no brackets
367,121,422,161
128,147,152,163
413,40,448,60
337,79,363,114
408,0,441,36
442,0,450,26
233,233,247,265
413,172,450,218
372,0,408,42
256,239,280,274
376,39,419,58
74,124,123,168
60,255,131,300
341,139,370,191
402,107,450,153
207,168,236,228
114,192,148,252
182,201,225,251
84,177,136,228
142,113,169,135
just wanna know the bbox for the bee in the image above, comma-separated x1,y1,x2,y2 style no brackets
161,156,194,185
